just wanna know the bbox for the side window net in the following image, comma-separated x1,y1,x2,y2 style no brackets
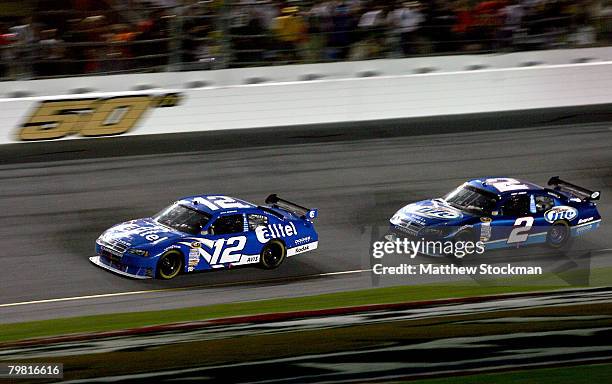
248,214,268,231
535,196,554,213
211,214,244,235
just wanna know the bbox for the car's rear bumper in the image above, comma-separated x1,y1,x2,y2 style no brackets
89,256,152,279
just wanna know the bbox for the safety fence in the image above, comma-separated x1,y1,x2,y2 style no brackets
0,2,611,81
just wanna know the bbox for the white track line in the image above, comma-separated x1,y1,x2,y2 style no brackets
0,269,372,308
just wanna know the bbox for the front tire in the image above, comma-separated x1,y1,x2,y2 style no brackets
547,221,571,248
156,251,183,280
259,240,286,269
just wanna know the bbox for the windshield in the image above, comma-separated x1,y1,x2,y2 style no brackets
444,184,498,214
154,204,211,235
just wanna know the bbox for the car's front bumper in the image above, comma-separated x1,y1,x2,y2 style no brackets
89,256,153,279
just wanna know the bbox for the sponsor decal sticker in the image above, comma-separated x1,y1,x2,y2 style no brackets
294,246,310,253
255,223,298,243
576,224,593,235
239,255,260,264
409,206,461,220
577,217,594,225
544,206,578,223
287,241,318,256
480,218,492,242
115,223,170,242
188,248,200,267
295,236,311,245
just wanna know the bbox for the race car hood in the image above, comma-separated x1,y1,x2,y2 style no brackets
99,218,182,249
391,199,472,227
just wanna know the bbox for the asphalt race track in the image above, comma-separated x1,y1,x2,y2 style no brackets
1,112,611,323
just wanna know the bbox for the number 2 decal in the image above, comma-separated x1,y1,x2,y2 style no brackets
487,178,530,192
507,217,534,244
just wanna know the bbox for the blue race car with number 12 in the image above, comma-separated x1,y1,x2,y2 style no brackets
389,177,601,256
90,194,319,279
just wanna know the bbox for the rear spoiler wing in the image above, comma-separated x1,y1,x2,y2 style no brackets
265,194,318,220
548,176,600,201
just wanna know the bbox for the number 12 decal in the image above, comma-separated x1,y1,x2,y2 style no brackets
194,196,251,211
507,217,534,244
210,236,247,264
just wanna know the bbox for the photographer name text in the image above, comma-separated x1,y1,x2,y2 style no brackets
372,263,543,276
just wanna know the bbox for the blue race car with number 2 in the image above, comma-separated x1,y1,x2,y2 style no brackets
389,177,601,256
90,194,319,279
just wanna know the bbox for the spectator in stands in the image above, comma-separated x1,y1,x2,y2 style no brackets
351,4,387,60
426,0,458,53
228,1,269,66
472,0,505,50
36,29,65,77
73,15,109,73
568,12,597,46
499,0,525,48
61,18,86,76
328,1,359,60
387,1,424,56
452,0,477,51
9,16,38,79
135,8,171,70
306,0,335,62
181,3,219,70
358,4,386,34
254,0,280,31
272,6,308,63
0,23,16,79
106,24,137,72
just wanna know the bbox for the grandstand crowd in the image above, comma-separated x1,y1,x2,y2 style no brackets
0,0,610,79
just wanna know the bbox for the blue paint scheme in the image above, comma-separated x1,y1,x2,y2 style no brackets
93,194,319,279
390,177,602,254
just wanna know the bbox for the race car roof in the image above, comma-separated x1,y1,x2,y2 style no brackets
178,195,256,215
466,178,544,196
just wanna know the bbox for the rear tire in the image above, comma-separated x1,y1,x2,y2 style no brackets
547,221,571,248
259,240,286,269
156,251,183,280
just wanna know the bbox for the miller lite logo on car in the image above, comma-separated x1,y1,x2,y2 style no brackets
412,206,461,220
544,206,578,223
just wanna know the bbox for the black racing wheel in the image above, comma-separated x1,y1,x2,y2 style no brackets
547,221,571,248
259,240,286,269
156,251,184,279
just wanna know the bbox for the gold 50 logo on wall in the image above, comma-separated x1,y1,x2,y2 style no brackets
18,93,182,141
